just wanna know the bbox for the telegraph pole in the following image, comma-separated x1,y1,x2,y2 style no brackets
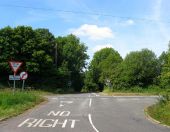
55,43,57,67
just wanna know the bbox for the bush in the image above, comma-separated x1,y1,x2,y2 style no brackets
158,93,170,105
103,86,112,93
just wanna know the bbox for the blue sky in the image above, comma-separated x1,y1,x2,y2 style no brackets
0,0,170,59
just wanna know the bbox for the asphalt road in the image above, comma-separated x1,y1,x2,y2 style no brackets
0,93,169,132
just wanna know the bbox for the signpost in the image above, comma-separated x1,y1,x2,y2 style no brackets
9,75,20,80
9,61,23,75
20,72,28,91
9,61,22,94
68,81,72,89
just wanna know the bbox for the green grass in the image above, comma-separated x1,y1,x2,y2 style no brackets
147,101,170,126
102,86,169,96
0,89,45,120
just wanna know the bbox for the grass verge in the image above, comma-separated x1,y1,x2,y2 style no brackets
102,86,169,96
0,89,46,120
146,94,170,126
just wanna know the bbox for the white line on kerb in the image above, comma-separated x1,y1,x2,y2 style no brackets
89,98,92,107
88,114,99,132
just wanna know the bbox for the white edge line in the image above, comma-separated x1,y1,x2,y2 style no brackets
88,114,99,132
89,98,92,107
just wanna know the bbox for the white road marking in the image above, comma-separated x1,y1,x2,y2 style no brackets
69,119,80,128
59,104,64,107
96,94,100,97
39,119,55,127
92,93,96,96
111,96,158,98
92,93,100,97
89,98,92,107
18,118,37,127
52,98,58,100
116,98,140,102
61,101,73,104
52,119,67,128
47,111,70,116
59,101,73,107
88,114,99,132
18,118,79,128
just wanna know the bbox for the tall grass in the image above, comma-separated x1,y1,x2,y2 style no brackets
0,90,44,119
147,93,170,126
103,85,169,95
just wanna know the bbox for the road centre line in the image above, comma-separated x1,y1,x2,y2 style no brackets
89,98,92,107
88,114,99,132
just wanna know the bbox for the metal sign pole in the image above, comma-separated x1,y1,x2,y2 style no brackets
13,73,15,94
22,80,25,91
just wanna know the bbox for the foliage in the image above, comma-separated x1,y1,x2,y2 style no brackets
0,26,56,78
56,34,89,91
158,91,170,105
103,85,164,95
1,25,170,93
0,90,44,119
83,48,122,92
159,50,170,88
147,92,170,126
111,49,160,89
0,26,89,92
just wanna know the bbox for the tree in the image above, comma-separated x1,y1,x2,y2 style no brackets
111,49,160,89
56,34,89,91
0,26,14,77
159,44,170,88
159,51,168,67
84,48,122,92
0,26,56,83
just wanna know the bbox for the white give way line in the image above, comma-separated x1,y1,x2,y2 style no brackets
88,114,99,132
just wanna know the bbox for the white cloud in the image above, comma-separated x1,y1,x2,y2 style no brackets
119,19,135,26
92,44,113,52
125,19,135,25
71,24,114,40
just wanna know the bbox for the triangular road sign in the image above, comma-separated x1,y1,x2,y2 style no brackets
9,61,23,75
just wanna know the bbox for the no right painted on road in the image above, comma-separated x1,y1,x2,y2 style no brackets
18,111,79,129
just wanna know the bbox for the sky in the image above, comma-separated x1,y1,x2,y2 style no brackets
0,0,170,60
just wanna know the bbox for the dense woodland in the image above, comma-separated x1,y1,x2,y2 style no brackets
0,26,170,92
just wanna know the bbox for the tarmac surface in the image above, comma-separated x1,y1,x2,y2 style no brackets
0,93,169,132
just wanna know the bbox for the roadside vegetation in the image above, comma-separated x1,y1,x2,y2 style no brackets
0,26,88,92
102,86,168,96
0,89,45,120
147,93,170,126
0,25,170,123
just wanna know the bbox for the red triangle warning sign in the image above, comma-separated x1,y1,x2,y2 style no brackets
9,61,23,75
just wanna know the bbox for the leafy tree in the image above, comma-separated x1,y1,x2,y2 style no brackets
56,34,89,91
0,26,14,76
159,51,168,67
159,42,170,88
0,26,88,91
0,26,56,83
111,49,160,89
84,48,122,91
